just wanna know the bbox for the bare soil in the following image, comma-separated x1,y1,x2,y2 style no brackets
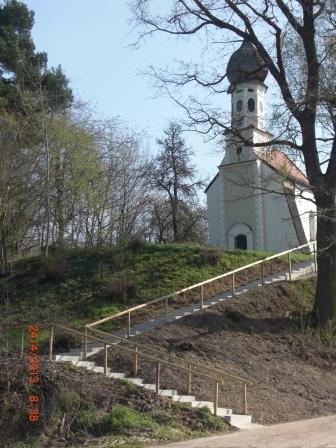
94,278,336,425
0,353,232,447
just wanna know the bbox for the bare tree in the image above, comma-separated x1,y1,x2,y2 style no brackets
132,0,336,326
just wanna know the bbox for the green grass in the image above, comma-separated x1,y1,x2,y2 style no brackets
0,241,311,336
104,405,156,433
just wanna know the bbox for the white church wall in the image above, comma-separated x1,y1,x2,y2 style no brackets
223,129,257,165
294,187,317,242
261,163,299,252
206,174,223,247
221,162,257,248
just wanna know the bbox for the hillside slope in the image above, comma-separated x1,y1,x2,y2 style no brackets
0,353,232,448
0,242,308,332
93,278,336,425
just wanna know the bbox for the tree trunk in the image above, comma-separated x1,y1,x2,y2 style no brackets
313,192,336,326
55,151,65,249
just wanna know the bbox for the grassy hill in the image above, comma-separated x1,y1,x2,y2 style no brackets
0,242,309,330
1,353,232,448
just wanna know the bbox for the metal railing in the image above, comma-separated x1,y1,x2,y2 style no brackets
3,323,252,416
86,241,317,337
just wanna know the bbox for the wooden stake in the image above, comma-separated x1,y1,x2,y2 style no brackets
127,312,131,339
84,327,88,360
165,297,169,322
134,346,138,376
214,380,219,416
49,325,54,361
20,328,24,359
104,344,108,375
244,383,248,415
156,362,161,395
232,273,236,298
188,363,192,395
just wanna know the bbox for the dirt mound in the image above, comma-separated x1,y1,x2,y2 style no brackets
94,278,336,425
0,353,231,447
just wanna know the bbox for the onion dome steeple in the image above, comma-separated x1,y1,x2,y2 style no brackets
226,38,268,92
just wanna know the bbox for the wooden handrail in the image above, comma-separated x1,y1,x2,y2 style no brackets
89,327,252,385
87,241,316,328
8,322,252,414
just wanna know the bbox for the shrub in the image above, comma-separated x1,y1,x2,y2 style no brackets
196,407,226,431
104,405,155,433
127,237,147,252
76,410,100,429
59,390,81,412
41,250,66,281
100,274,137,303
199,249,221,266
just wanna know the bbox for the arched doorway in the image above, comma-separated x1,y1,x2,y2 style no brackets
228,223,253,250
235,234,247,250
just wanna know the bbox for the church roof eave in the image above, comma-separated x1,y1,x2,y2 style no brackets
204,172,219,193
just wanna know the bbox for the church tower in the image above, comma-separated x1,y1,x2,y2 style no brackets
206,37,316,253
223,38,270,165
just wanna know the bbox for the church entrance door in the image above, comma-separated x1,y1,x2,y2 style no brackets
235,234,247,250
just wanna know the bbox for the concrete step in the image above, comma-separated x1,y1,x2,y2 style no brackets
142,383,156,391
214,407,233,417
109,372,126,379
224,414,252,428
158,389,178,397
75,360,95,370
125,378,144,385
93,366,111,374
191,401,214,410
70,347,102,356
172,395,196,403
55,354,80,363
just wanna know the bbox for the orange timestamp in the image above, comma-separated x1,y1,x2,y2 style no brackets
27,325,40,423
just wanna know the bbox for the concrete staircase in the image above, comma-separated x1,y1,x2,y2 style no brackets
55,353,253,429
53,259,315,430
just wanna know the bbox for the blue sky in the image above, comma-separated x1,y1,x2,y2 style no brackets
24,0,233,184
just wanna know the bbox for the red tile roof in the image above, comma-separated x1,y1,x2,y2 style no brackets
257,150,309,186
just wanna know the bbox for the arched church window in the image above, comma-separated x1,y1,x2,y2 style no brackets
235,234,247,250
248,98,255,112
237,100,243,112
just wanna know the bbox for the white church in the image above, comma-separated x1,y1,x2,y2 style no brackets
206,38,316,253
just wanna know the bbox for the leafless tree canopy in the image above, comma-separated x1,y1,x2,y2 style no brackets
131,0,336,325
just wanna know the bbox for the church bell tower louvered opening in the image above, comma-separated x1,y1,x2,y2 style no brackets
227,37,268,131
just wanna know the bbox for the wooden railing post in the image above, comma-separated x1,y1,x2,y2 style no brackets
214,380,219,416
134,346,138,376
244,383,248,415
104,343,108,375
188,363,192,395
165,297,169,323
288,252,292,281
261,262,265,286
232,273,236,298
84,327,88,360
127,312,131,339
200,285,204,311
49,325,54,361
156,362,161,395
20,328,24,359
313,242,317,273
